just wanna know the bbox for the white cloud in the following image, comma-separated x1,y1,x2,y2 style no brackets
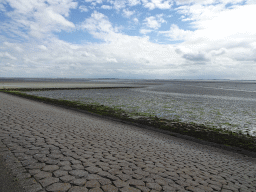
0,52,17,60
181,4,256,43
175,0,245,6
2,0,77,39
85,0,103,5
128,0,141,6
144,15,166,29
112,0,126,10
80,11,117,40
123,9,135,17
133,18,139,24
79,5,89,12
0,4,5,12
159,24,193,41
38,45,48,51
246,0,256,4
101,5,112,9
142,0,173,10
3,42,23,52
140,29,152,34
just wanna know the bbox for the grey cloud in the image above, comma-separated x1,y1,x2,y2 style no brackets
210,48,226,56
175,48,182,54
182,52,209,62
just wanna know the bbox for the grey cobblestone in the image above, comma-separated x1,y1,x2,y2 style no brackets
60,175,76,182
42,165,59,172
0,92,256,192
71,178,87,186
39,177,59,187
34,171,52,180
68,186,88,192
46,183,71,192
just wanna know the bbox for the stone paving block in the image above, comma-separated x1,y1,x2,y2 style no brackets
117,174,132,181
221,190,233,192
197,184,214,191
98,178,112,185
62,165,73,171
16,172,32,180
101,166,110,171
146,183,162,191
71,178,87,186
59,161,71,166
113,180,129,188
224,183,241,191
143,178,154,183
34,171,52,180
39,177,59,187
86,166,102,174
46,183,71,192
22,177,38,186
154,179,168,186
27,163,46,169
108,169,122,175
106,174,119,181
46,159,59,165
132,174,144,180
72,164,85,170
134,170,150,177
29,169,41,175
162,185,178,192
88,188,103,192
86,174,103,180
47,154,64,159
71,160,81,164
23,183,43,192
42,165,59,172
85,180,101,188
208,184,222,191
68,186,89,192
119,186,141,192
136,186,150,192
128,179,145,186
102,184,118,192
70,170,89,178
60,175,76,182
53,170,69,177
185,186,205,192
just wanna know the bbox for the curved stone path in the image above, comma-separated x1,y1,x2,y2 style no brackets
0,92,255,192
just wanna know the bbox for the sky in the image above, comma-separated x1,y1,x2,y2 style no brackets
0,0,256,79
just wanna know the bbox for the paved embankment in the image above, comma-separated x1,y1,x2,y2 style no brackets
0,92,255,192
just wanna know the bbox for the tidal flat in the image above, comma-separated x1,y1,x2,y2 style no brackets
24,80,256,137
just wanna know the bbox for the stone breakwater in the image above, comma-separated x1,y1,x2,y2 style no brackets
0,92,256,192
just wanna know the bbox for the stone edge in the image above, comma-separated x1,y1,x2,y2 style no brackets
0,140,45,192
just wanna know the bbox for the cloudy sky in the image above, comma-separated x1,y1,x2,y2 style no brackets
0,0,256,79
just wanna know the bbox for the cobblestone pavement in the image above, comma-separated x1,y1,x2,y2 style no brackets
0,92,256,192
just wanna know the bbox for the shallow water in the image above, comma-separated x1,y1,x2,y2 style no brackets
25,80,256,136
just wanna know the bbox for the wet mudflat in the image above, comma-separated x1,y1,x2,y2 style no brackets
25,80,256,136
0,92,256,192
